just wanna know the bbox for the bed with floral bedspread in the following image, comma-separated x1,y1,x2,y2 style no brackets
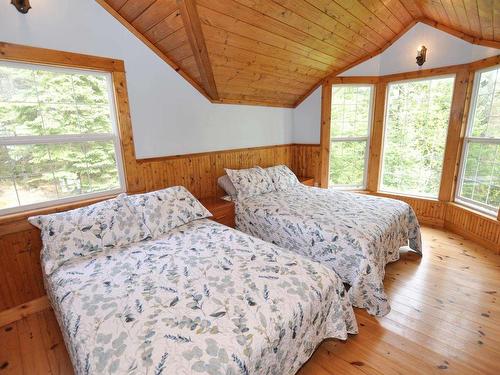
234,185,422,317
44,218,357,375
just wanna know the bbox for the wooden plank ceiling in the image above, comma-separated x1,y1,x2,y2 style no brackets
99,0,500,108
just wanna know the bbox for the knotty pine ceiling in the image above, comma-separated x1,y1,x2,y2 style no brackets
99,0,500,108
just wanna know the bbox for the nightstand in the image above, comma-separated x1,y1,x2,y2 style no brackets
199,197,236,228
298,176,315,186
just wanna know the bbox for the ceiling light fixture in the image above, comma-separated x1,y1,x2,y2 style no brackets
11,0,31,14
416,45,427,67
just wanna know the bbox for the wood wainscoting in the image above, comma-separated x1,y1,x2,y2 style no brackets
134,144,296,198
444,203,500,253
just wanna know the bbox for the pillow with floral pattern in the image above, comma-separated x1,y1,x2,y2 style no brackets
225,166,275,199
123,186,211,239
266,165,299,191
29,195,151,275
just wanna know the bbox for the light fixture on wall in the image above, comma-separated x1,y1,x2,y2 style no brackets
11,0,31,14
416,45,427,67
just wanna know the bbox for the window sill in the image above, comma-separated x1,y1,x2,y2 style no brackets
0,193,119,228
372,191,440,202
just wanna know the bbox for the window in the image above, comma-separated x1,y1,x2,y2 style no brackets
0,61,125,214
456,65,500,216
380,76,455,197
329,84,374,189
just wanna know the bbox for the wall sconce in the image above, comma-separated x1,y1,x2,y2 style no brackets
11,0,31,14
416,45,427,67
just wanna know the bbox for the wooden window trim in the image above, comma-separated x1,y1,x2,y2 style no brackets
329,84,375,190
380,73,456,198
454,65,500,218
0,42,143,220
319,83,332,188
320,76,379,188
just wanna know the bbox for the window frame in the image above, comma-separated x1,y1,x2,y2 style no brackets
0,60,126,215
455,65,500,217
329,83,375,190
378,74,456,198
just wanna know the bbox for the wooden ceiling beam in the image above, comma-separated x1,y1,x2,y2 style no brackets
418,17,500,49
177,0,219,100
97,0,212,101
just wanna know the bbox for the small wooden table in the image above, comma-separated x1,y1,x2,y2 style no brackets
298,176,315,186
199,197,236,228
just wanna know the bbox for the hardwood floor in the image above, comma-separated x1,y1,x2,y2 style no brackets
0,226,499,374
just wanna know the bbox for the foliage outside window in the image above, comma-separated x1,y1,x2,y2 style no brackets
380,76,455,198
329,84,373,189
456,66,500,216
0,61,124,214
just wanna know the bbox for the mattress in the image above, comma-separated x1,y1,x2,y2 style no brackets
234,185,422,316
44,218,357,375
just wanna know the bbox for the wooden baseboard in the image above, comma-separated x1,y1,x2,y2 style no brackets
0,296,50,328
444,222,500,253
417,217,445,228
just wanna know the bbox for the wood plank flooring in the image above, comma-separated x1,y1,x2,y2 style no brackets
0,226,499,374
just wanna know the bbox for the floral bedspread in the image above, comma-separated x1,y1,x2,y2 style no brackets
234,186,422,316
45,219,357,375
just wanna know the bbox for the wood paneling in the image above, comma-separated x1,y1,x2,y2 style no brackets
445,203,500,252
134,144,295,197
96,0,500,108
97,0,500,107
3,227,500,374
293,144,321,185
416,1,500,46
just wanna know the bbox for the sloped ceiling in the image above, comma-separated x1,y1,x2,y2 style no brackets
98,0,500,108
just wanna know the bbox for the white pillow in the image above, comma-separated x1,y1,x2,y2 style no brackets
123,186,211,239
29,195,151,275
266,165,299,191
217,175,237,197
225,166,275,199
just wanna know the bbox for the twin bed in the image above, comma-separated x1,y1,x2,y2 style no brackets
234,185,421,316
31,166,422,374
223,165,422,317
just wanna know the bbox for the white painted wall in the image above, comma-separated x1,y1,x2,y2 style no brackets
0,0,293,158
293,22,499,144
292,87,321,144
341,22,499,76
